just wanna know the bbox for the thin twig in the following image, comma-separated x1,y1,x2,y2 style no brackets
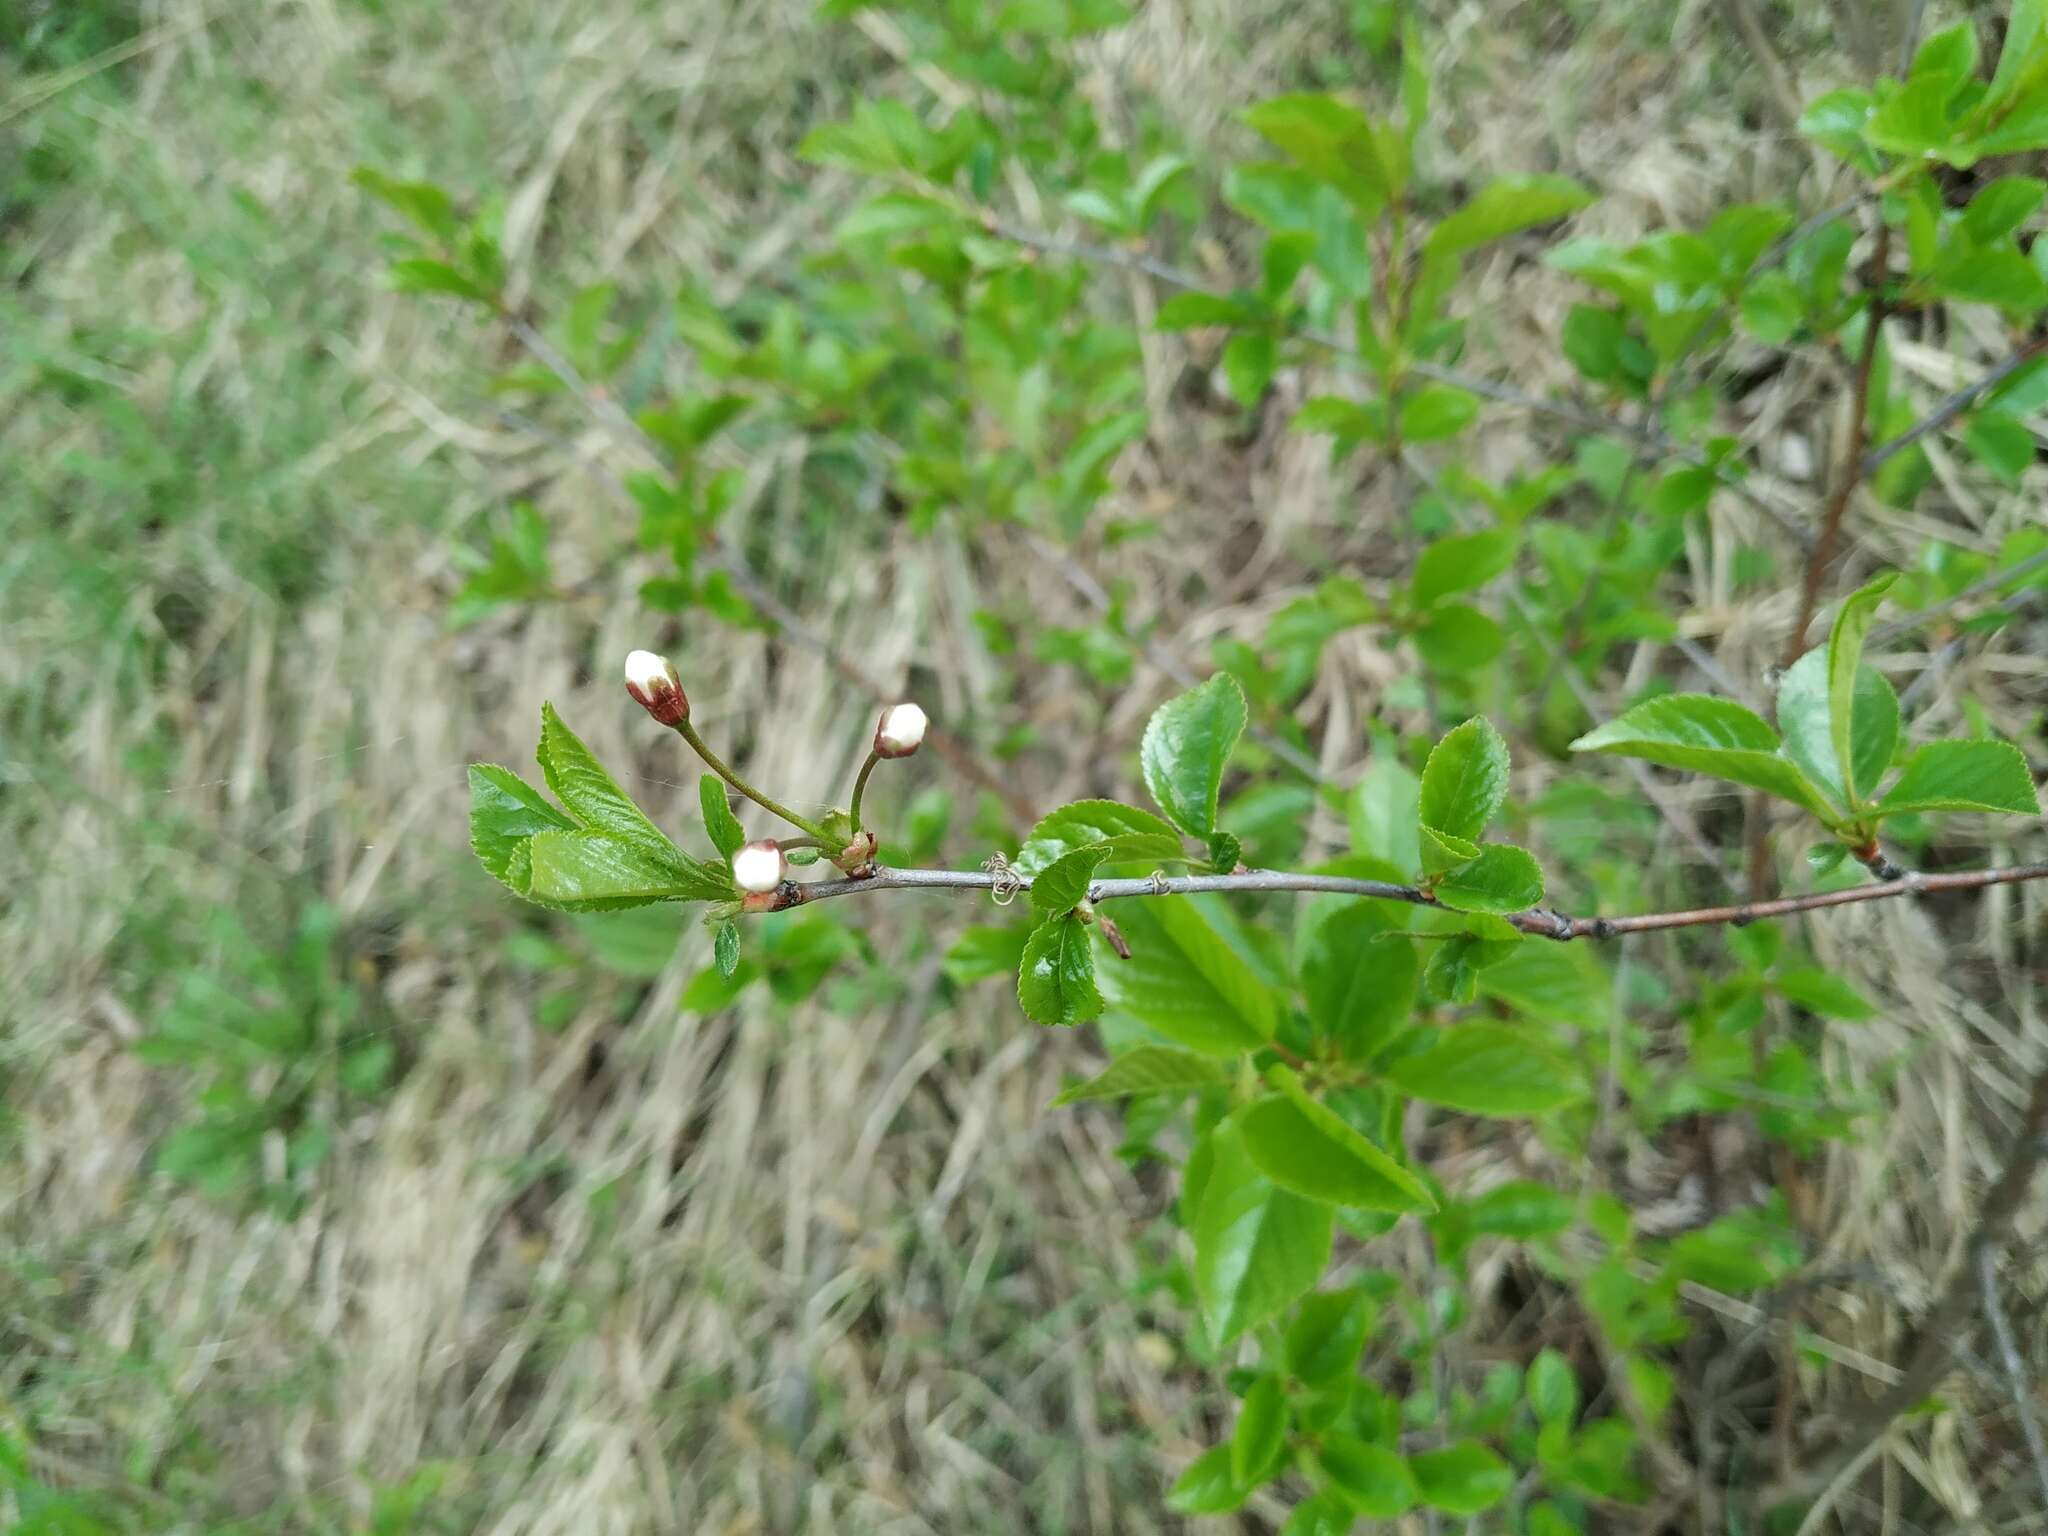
1869,549,2048,647
1977,1244,2048,1514
766,859,2048,937
1862,333,2048,477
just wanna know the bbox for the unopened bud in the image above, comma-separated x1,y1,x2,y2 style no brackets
875,702,928,759
624,649,688,727
731,839,787,895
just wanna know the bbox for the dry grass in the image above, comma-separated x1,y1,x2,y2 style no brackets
4,2,2045,1532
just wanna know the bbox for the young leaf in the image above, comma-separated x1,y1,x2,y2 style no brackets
1191,1118,1334,1344
1286,1287,1377,1386
1772,966,1876,1020
1777,651,1898,810
1030,843,1112,917
1096,898,1278,1054
1165,1444,1252,1514
1317,1434,1417,1518
1432,843,1545,915
1018,915,1102,1026
1418,824,1482,876
1409,1441,1513,1515
1424,175,1595,261
1876,740,2041,817
1051,1046,1232,1106
1526,1349,1579,1426
1302,905,1417,1061
1419,718,1510,840
1141,673,1249,838
1012,800,1185,876
1349,756,1423,872
700,775,746,860
1232,1374,1288,1486
714,920,741,979
1466,1180,1574,1239
538,703,696,864
1239,1072,1437,1213
1384,1025,1586,1116
1398,384,1480,442
1571,694,1836,821
1411,528,1520,606
470,763,576,896
526,831,726,909
1826,573,1897,804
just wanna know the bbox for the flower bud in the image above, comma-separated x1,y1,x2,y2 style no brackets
731,839,787,895
624,649,688,727
875,702,928,759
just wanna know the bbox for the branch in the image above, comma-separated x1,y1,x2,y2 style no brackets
1861,332,2048,477
767,859,2048,938
1978,1242,2048,1514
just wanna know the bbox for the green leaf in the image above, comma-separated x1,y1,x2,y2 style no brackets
943,924,1030,985
1527,1349,1579,1426
1012,800,1185,876
1096,898,1278,1054
1963,178,2048,245
1241,93,1401,208
1773,966,1876,1020
1232,1375,1288,1486
1302,904,1417,1061
1433,843,1545,915
1418,824,1482,877
1776,650,1898,811
1031,843,1111,916
1318,1434,1417,1518
1797,88,1875,159
1877,740,2041,817
1863,75,1964,159
1165,1444,1251,1514
1191,1118,1334,1344
1350,756,1423,872
700,775,745,860
538,703,695,865
1419,717,1511,840
1965,413,2036,486
1018,915,1102,1026
1285,1287,1376,1386
1466,1179,1574,1238
1156,291,1261,329
1420,922,1523,1006
1240,1069,1437,1212
386,258,490,302
1988,0,2048,111
1571,694,1836,821
714,920,740,979
1412,528,1520,606
1385,1025,1586,1116
1911,19,1979,94
1425,175,1595,260
526,830,726,910
469,763,576,897
1410,1441,1513,1515
1052,1045,1233,1106
1398,384,1480,442
1141,673,1249,838
1222,332,1278,406
1827,574,1897,805
1413,603,1506,671
1280,1492,1355,1536
1207,830,1244,874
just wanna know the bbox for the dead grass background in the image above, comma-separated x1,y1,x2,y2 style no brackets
3,1,2044,1531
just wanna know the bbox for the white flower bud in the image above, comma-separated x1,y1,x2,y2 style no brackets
624,649,688,726
731,839,787,894
875,702,928,759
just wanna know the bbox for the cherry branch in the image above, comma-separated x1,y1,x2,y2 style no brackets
765,859,2048,939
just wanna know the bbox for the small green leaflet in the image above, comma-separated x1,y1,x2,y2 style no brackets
1017,915,1102,1026
700,775,746,860
1011,799,1185,876
714,920,740,978
1141,673,1249,838
1777,649,1898,811
1030,843,1112,916
1051,1046,1231,1106
1571,693,1836,822
1164,1445,1251,1515
1191,1117,1334,1344
1095,898,1278,1055
1409,1441,1513,1515
1432,842,1545,915
1419,717,1510,841
1825,573,1897,806
1231,1375,1287,1486
1239,1068,1436,1212
1385,1024,1586,1116
1877,740,2041,817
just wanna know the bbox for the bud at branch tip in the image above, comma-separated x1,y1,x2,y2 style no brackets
732,839,787,895
624,649,688,727
875,701,928,759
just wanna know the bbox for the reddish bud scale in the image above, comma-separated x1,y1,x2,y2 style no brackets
624,649,689,727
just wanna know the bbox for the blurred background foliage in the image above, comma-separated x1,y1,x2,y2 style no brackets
4,1,2046,1532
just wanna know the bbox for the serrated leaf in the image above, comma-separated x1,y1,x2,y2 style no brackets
527,830,725,910
1192,1118,1335,1344
1302,904,1417,1061
1012,800,1185,876
1877,740,2040,817
1018,915,1102,1026
1232,1375,1288,1486
1419,717,1510,840
1827,573,1896,805
1418,824,1482,876
1165,1444,1251,1514
701,775,745,859
1433,843,1545,915
1777,650,1897,811
1141,673,1249,838
469,763,576,896
1052,1045,1232,1106
1412,528,1520,606
1096,898,1278,1054
1207,830,1243,874
1286,1287,1377,1386
1240,1073,1436,1212
1031,843,1112,916
1413,602,1505,671
538,703,692,863
714,920,740,978
1425,175,1595,260
1385,1025,1586,1116
1318,1434,1417,1517
1466,1179,1574,1238
1571,694,1836,821
1409,1441,1512,1515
